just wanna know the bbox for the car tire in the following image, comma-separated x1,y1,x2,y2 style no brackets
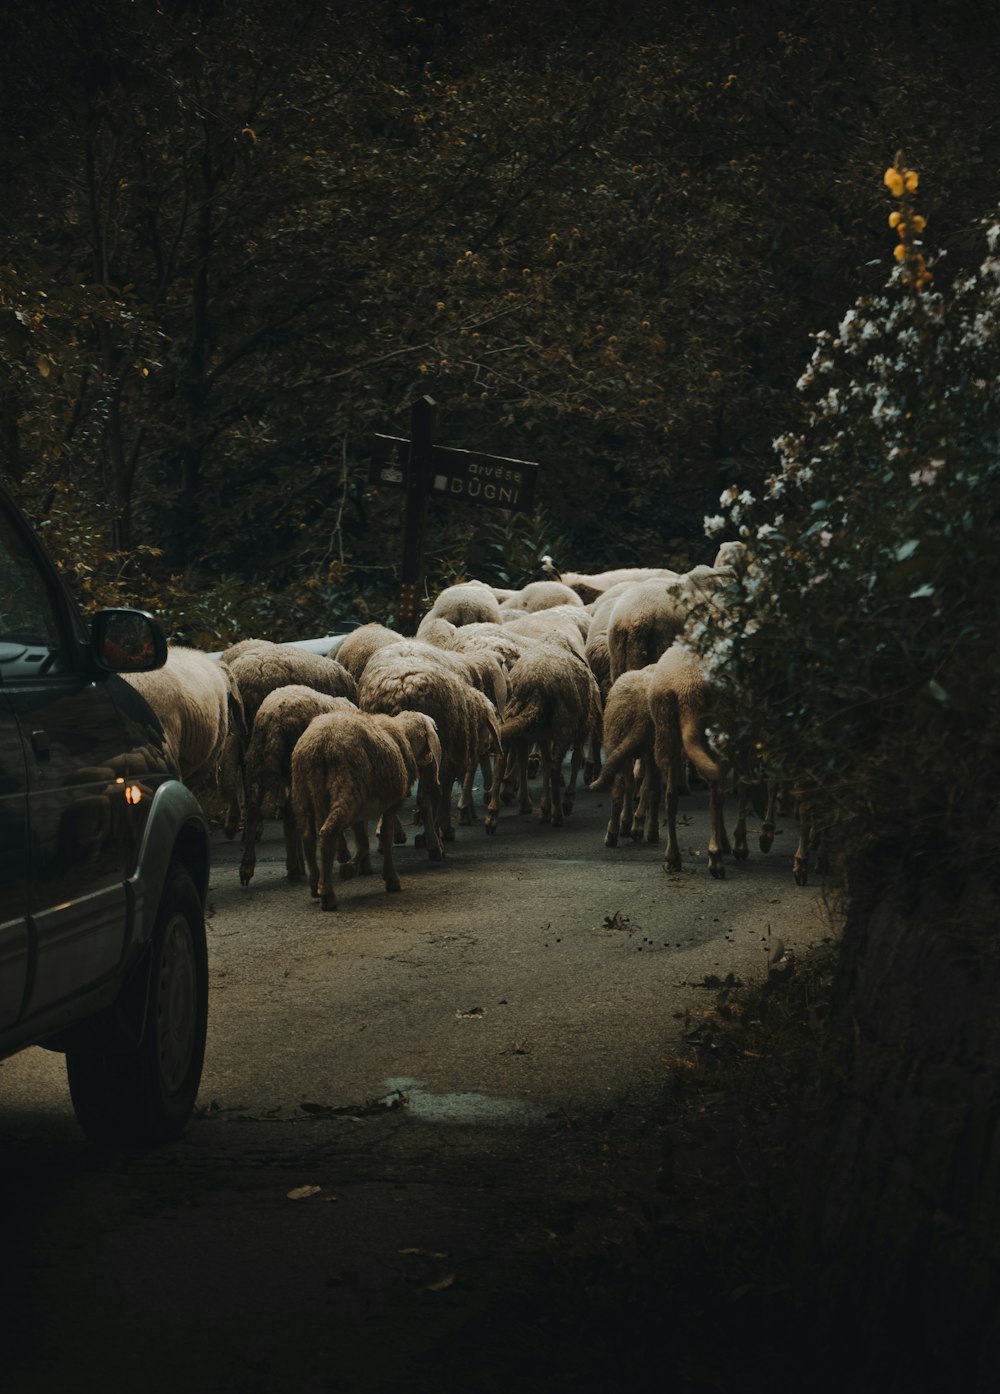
66,865,208,1145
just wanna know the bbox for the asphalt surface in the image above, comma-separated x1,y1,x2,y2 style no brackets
0,776,835,1394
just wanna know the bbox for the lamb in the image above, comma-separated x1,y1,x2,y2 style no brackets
540,556,682,603
220,639,358,730
421,580,503,626
290,707,442,910
499,579,585,614
587,665,660,846
606,566,734,683
415,614,458,646
238,686,359,887
333,623,403,684
502,604,590,652
644,645,729,878
485,638,602,833
123,643,246,806
357,639,503,854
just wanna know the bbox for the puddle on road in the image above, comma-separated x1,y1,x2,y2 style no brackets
382,1077,547,1126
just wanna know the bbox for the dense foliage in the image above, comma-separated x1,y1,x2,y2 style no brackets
1,2,997,644
693,157,1000,899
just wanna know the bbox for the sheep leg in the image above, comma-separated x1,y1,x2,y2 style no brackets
416,771,445,860
352,820,374,876
562,742,583,817
239,792,262,887
458,762,478,825
641,760,661,844
485,751,502,835
500,748,518,806
604,768,628,847
283,803,305,881
663,787,682,872
759,779,781,853
708,781,727,880
733,784,750,861
517,743,533,814
300,804,320,899
380,805,404,892
315,813,344,910
538,741,559,824
339,828,360,879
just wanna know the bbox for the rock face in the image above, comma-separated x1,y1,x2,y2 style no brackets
795,878,1000,1392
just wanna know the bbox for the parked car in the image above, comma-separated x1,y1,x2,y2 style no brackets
0,481,211,1144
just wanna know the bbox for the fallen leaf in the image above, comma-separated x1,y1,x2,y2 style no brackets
424,1273,456,1292
399,1247,448,1259
287,1185,322,1201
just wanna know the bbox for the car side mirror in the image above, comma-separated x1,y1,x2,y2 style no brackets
91,609,168,673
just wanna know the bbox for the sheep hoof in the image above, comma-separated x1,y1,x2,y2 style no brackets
604,830,618,848
385,877,401,893
664,855,682,874
734,845,750,862
239,865,254,887
710,860,726,880
485,822,496,836
340,862,357,881
428,845,445,862
458,809,473,826
794,861,809,886
759,833,774,854
320,893,338,911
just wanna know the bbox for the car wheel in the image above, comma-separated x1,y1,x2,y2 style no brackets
66,865,208,1145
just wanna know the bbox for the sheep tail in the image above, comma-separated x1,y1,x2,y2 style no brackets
499,694,547,746
680,710,724,785
589,732,642,791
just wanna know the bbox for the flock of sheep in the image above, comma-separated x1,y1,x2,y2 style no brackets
122,542,815,911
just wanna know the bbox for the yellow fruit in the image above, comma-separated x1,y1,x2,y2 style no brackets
904,169,919,191
888,211,902,228
894,243,907,262
884,167,904,197
912,214,927,233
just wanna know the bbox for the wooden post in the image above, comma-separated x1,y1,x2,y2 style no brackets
397,395,437,635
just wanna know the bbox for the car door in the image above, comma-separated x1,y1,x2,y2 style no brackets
0,501,132,1020
0,681,29,1030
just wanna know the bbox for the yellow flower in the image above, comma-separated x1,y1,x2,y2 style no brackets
888,211,902,228
894,243,907,262
884,167,904,197
912,214,927,233
904,169,919,192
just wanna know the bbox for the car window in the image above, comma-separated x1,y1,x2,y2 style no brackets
0,510,70,675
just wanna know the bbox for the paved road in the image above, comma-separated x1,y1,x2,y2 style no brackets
0,778,834,1393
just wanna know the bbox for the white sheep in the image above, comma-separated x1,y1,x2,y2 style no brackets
357,638,503,855
499,579,585,614
238,686,359,887
220,638,358,730
421,580,503,626
290,707,442,910
587,665,660,846
644,645,729,878
333,623,403,684
123,643,247,807
606,565,734,683
540,556,682,603
485,638,602,832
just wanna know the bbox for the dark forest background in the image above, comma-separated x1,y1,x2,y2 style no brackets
2,0,997,642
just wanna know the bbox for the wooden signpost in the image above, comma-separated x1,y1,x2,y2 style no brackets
368,396,540,631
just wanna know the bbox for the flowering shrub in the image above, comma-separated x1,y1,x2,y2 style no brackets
691,158,1000,895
